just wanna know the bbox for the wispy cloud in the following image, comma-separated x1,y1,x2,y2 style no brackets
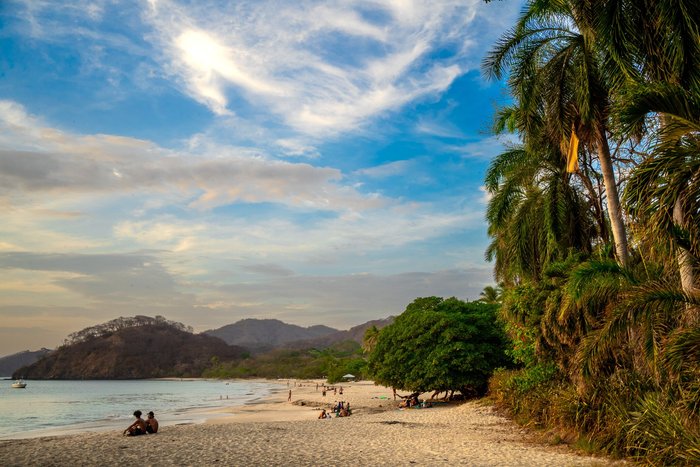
0,101,376,212
0,0,517,355
355,160,413,179
0,100,485,262
143,0,483,135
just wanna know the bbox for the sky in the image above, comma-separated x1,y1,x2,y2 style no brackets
0,0,520,356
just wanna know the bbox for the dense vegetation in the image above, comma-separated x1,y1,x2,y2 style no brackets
203,340,368,383
367,297,510,396
482,0,700,463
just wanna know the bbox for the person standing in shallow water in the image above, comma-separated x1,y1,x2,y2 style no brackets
145,411,158,434
124,410,147,436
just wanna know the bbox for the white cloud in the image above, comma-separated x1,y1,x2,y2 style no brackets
445,134,521,160
356,160,412,178
0,100,485,265
143,0,484,135
0,101,377,212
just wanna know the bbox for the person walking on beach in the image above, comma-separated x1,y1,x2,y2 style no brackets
288,389,292,402
123,410,147,436
145,411,159,434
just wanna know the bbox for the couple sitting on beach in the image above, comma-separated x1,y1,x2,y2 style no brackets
124,410,158,436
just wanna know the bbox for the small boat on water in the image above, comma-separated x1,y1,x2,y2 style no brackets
11,379,27,388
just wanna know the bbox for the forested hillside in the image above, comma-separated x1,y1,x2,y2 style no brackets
14,316,246,379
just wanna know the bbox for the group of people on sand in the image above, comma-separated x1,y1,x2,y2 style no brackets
123,410,159,436
398,393,432,409
318,401,351,419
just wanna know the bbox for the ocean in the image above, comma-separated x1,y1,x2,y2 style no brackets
0,379,280,439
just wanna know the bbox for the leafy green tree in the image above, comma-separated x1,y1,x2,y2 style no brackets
367,297,510,396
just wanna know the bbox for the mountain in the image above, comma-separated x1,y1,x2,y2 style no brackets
0,348,52,377
204,318,338,352
14,319,246,379
284,317,395,349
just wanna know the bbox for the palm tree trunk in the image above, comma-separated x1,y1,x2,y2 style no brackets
577,171,609,243
673,198,700,326
595,125,629,267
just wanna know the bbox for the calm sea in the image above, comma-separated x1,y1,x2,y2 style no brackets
0,379,280,439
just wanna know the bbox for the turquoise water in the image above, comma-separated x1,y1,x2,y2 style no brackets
0,379,279,439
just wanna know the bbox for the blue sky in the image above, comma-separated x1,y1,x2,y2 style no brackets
0,0,520,356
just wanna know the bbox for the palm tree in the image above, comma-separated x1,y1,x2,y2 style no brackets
485,140,596,284
594,0,700,323
621,83,700,325
595,0,700,88
362,325,380,355
483,0,630,267
479,285,503,304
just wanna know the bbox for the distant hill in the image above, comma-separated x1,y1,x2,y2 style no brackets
284,317,395,349
0,348,52,377
204,318,338,353
14,317,246,379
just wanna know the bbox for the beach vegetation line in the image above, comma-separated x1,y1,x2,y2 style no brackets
481,0,700,464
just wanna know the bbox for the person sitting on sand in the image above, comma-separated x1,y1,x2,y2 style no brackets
124,410,147,436
145,411,159,434
318,409,328,419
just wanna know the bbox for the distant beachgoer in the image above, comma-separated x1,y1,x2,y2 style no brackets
145,411,159,434
339,386,343,395
124,410,147,436
322,389,326,397
318,409,328,419
288,390,292,402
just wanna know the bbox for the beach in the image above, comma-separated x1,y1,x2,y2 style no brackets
0,380,620,466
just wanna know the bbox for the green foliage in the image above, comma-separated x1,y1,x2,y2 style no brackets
367,297,511,395
489,367,700,464
202,340,367,382
481,1,700,460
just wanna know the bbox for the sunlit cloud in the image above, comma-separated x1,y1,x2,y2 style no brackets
144,0,483,135
0,0,520,356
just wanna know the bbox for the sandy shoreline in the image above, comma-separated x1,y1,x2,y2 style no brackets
0,380,621,466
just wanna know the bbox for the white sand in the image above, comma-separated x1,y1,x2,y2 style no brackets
0,380,622,466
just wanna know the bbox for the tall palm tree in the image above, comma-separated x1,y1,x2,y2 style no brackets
621,83,700,325
485,140,596,284
483,0,630,267
595,0,700,322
